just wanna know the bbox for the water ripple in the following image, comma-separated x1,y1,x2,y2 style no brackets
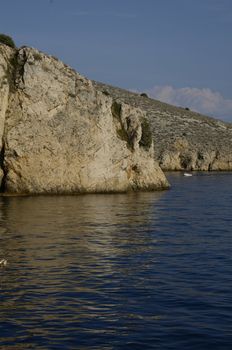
0,173,232,349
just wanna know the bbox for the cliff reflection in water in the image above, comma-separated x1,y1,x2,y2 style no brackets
1,192,163,260
0,192,164,348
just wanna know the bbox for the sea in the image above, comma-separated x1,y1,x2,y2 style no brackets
0,172,231,350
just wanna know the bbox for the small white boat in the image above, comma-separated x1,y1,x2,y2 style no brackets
183,173,193,177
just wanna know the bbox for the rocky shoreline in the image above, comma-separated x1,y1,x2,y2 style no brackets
1,43,231,196
93,81,232,171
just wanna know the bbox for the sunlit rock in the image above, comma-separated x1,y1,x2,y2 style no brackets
0,45,169,194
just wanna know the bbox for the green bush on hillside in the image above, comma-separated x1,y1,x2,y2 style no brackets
0,34,16,48
140,93,149,98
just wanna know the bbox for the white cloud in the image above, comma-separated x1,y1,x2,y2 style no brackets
146,86,232,122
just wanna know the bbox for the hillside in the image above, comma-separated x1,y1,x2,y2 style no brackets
93,81,232,171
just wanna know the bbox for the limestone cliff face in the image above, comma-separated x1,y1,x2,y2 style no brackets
0,45,169,194
93,82,232,171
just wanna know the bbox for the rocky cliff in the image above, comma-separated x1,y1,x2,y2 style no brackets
93,82,232,171
0,45,169,194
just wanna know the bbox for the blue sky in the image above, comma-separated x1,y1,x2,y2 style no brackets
1,0,232,121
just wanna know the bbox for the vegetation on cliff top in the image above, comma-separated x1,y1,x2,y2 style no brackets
0,34,16,48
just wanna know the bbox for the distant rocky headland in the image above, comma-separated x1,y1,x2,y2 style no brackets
93,82,232,171
0,44,169,194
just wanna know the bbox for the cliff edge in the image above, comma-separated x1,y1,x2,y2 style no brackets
93,82,232,171
0,45,169,194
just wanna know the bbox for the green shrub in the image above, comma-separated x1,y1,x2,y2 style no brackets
139,118,152,149
140,92,149,98
0,34,16,48
33,52,42,61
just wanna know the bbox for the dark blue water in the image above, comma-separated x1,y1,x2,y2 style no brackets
0,172,232,349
